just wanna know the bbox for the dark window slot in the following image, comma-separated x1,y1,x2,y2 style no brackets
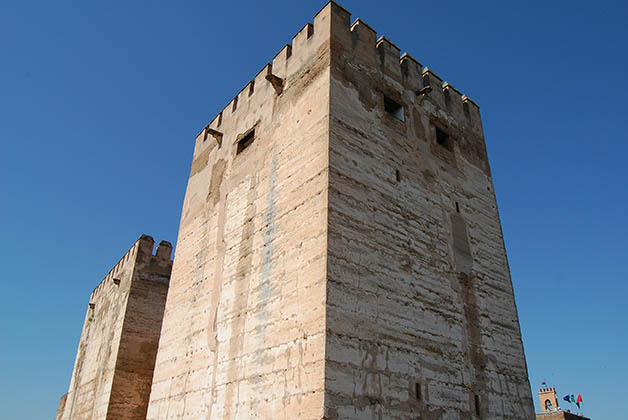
384,95,404,121
237,129,255,154
415,382,421,400
475,394,481,416
435,126,452,151
395,169,401,182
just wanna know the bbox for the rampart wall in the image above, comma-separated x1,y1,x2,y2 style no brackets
325,3,534,419
147,3,336,419
57,235,172,420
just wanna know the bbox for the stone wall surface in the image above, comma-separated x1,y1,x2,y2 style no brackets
146,4,336,419
58,235,172,420
324,3,535,420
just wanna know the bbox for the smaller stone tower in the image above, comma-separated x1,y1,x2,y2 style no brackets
56,235,173,420
536,387,591,420
539,386,560,412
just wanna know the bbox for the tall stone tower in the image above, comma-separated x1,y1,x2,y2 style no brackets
147,2,535,419
57,235,173,420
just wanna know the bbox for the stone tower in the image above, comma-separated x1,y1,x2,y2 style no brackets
56,235,173,420
147,2,535,419
539,386,560,412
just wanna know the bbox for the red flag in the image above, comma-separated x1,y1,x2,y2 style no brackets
576,394,583,408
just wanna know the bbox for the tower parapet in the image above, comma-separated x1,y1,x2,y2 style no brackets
88,234,171,303
195,1,482,158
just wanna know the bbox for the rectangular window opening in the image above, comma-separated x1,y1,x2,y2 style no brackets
237,129,255,154
415,382,422,400
395,169,401,182
474,394,481,417
435,126,452,150
384,95,404,121
455,202,460,213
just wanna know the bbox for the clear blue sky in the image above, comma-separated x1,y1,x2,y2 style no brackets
1,1,626,419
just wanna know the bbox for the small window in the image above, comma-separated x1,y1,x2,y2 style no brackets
435,127,452,151
545,399,553,411
415,382,421,400
384,96,404,121
455,202,460,213
475,394,481,416
236,129,255,154
395,169,401,182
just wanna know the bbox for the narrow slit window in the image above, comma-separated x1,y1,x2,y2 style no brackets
455,202,460,213
395,169,401,182
237,129,255,154
415,382,421,400
435,126,452,151
475,394,481,417
384,96,404,121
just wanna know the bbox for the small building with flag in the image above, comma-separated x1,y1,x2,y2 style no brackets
536,386,590,420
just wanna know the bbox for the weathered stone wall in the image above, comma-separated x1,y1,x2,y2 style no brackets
324,4,534,420
58,235,172,420
107,239,172,419
146,4,337,419
146,2,534,419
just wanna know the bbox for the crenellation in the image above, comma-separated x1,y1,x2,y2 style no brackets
86,234,165,310
349,19,377,63
376,35,403,80
156,240,173,261
292,22,314,48
442,81,466,121
462,94,482,130
400,52,423,91
194,1,484,158
271,45,291,81
421,66,447,108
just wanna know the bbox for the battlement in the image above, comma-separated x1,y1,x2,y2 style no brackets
89,234,172,301
540,386,557,393
195,1,481,145
331,3,482,128
195,1,344,145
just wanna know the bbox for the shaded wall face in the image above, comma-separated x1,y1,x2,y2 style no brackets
146,6,335,420
60,244,140,420
325,14,534,420
107,246,171,420
58,238,172,420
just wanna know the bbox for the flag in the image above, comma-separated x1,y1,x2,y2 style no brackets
563,395,571,403
570,394,576,403
576,394,582,408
